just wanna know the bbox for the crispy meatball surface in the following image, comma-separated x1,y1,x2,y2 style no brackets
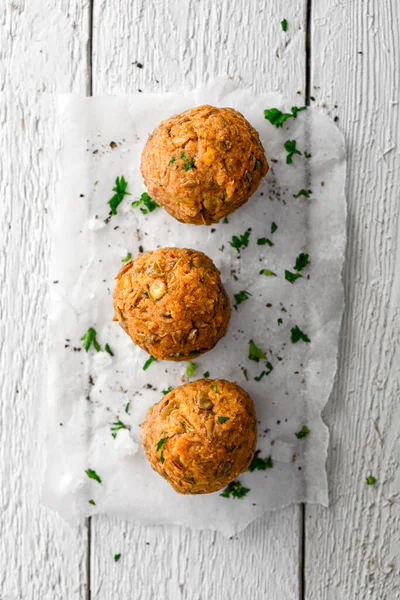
141,105,268,225
113,248,230,361
141,379,257,494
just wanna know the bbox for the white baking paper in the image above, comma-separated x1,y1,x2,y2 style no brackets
42,79,346,536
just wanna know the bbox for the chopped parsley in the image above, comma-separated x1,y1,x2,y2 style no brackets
284,139,302,164
260,269,276,277
366,475,377,485
234,290,251,305
285,270,303,284
291,326,311,343
81,328,101,352
249,340,267,362
254,371,266,382
180,150,195,171
162,386,173,395
257,237,274,246
254,361,273,381
111,421,126,433
143,355,157,370
203,371,210,378
105,343,114,356
281,19,288,31
108,176,131,215
211,383,218,392
249,451,273,471
218,416,230,424
88,499,96,505
114,554,121,562
243,369,248,380
156,437,168,463
223,217,229,224
271,222,278,234
125,401,130,414
277,318,283,325
254,159,262,170
295,425,310,439
121,252,132,262
229,230,251,252
168,157,176,165
186,361,196,378
294,252,310,271
295,189,310,198
132,192,159,214
304,151,312,158
220,480,250,499
264,106,306,128
85,469,102,484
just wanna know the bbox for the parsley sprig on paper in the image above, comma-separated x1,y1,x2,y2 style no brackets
108,176,131,215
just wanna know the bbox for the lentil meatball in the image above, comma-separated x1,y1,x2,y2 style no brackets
141,379,257,494
141,105,268,225
113,248,230,361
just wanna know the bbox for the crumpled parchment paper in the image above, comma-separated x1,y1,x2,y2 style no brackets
42,79,346,536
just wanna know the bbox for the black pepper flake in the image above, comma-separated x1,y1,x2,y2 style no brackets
139,245,144,253
334,116,339,122
80,194,85,198
53,280,59,284
310,96,316,101
135,62,143,68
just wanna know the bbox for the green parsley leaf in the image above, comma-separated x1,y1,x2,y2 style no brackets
254,361,273,381
186,361,196,378
180,150,195,171
366,475,377,485
143,355,157,370
108,176,131,215
248,451,273,471
211,383,218,392
254,371,266,382
304,151,312,158
125,401,130,414
168,157,176,165
203,371,210,379
162,386,173,395
243,369,249,381
218,416,230,424
281,19,288,31
111,421,126,432
294,252,310,271
295,425,310,439
257,237,274,246
88,499,96,505
114,553,121,562
295,189,310,198
85,469,102,484
105,343,114,356
264,106,306,128
271,222,278,234
80,328,101,352
121,252,132,262
234,290,251,305
291,326,311,343
132,192,159,214
285,270,303,284
156,437,168,452
220,480,250,499
284,139,302,164
223,217,229,224
260,269,277,276
277,318,283,325
254,159,262,170
229,231,251,252
249,340,267,362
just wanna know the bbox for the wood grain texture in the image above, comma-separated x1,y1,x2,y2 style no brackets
91,1,306,598
0,2,89,598
305,2,400,599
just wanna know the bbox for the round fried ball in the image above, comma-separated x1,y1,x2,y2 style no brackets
141,105,269,225
141,379,257,494
113,248,230,361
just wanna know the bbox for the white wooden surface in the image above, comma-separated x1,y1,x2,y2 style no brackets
1,1,399,599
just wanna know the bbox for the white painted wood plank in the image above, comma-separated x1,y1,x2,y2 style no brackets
91,2,306,598
306,2,400,599
0,2,90,598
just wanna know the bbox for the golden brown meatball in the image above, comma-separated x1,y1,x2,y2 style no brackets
141,105,268,225
113,248,230,361
141,379,257,494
